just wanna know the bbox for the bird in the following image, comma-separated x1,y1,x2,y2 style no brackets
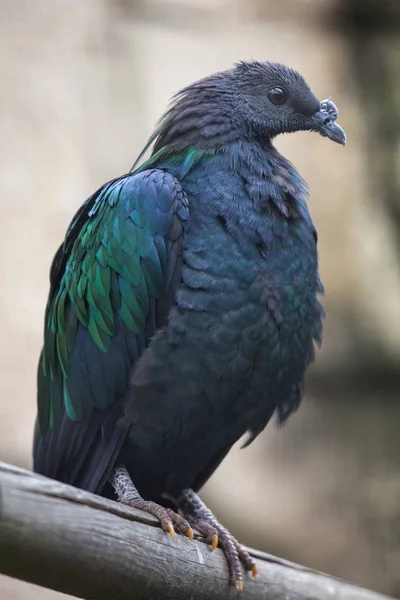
33,60,346,591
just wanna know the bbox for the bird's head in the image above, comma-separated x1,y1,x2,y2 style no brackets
231,60,346,146
147,60,346,162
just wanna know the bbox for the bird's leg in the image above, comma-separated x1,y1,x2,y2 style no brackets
110,465,193,540
173,488,257,591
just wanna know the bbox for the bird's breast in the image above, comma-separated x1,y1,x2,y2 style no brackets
173,210,321,389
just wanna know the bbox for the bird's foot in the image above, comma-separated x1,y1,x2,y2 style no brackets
174,488,257,591
110,466,193,540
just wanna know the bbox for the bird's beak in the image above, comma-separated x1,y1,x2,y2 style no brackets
309,98,346,146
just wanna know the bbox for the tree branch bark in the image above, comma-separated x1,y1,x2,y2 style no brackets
0,462,394,600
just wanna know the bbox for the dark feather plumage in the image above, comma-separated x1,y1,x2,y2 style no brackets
34,61,344,552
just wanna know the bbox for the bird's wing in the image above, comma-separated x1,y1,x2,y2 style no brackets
33,169,188,493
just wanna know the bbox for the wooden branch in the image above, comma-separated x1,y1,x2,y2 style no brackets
0,462,394,600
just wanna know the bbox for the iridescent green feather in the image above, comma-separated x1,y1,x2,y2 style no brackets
38,139,197,435
39,174,178,432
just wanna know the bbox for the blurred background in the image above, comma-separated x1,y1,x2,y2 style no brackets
1,0,400,598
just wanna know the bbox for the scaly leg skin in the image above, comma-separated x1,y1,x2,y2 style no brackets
110,466,193,540
174,488,258,592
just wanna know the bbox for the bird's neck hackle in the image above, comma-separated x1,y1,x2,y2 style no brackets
132,77,309,219
131,76,241,173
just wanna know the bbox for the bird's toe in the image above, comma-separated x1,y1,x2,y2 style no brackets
165,508,194,540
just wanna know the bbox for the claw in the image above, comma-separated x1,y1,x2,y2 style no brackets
172,488,256,589
167,523,175,539
251,566,258,579
236,580,244,592
187,527,194,541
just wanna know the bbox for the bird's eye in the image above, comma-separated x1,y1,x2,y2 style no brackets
268,87,287,106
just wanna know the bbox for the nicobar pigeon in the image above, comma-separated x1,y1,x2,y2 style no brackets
34,61,346,590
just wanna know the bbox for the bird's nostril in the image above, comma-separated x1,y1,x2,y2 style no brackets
323,116,331,126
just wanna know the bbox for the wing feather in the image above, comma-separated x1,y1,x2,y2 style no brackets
34,169,189,493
